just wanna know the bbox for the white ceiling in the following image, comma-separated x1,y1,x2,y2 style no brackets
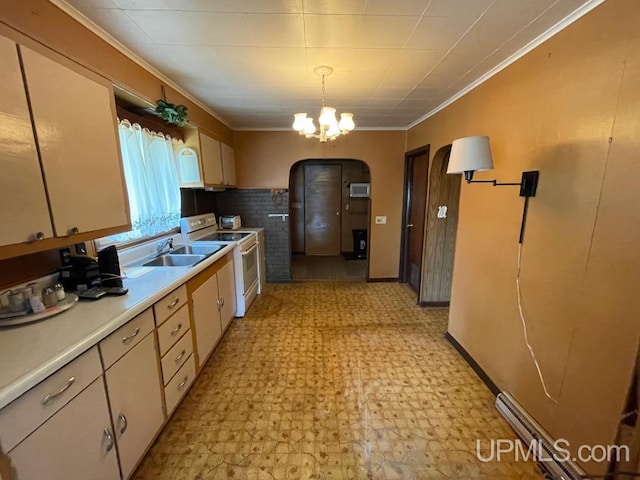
60,0,596,130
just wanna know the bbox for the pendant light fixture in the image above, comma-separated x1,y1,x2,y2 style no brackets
292,66,355,142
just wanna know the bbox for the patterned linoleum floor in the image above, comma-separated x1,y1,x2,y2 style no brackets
292,255,367,281
134,282,543,479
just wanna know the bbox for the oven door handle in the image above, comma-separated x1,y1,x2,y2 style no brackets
241,243,258,256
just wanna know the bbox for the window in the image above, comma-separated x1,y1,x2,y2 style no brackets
98,119,181,247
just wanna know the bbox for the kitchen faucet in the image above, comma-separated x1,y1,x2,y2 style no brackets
155,238,173,257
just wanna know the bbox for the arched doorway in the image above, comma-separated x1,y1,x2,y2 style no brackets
289,159,371,281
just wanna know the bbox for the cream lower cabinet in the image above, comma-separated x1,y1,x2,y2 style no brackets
103,333,164,479
8,378,120,480
188,254,236,370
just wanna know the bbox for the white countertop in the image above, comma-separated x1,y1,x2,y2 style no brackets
0,243,236,410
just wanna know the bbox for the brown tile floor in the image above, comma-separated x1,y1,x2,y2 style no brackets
134,282,543,479
292,255,367,281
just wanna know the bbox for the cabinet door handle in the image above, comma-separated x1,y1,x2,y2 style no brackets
122,327,140,343
170,323,183,336
41,376,75,405
167,298,180,309
175,349,186,363
117,413,128,434
103,428,114,452
69,226,79,235
216,298,221,312
219,297,225,307
33,231,45,241
177,376,189,391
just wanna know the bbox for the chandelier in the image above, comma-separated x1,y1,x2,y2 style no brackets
292,65,355,143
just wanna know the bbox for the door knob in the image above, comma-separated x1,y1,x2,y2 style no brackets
407,224,414,228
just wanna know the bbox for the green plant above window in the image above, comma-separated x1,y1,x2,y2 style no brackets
154,99,188,127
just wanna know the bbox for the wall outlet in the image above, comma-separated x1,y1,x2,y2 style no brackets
375,216,387,224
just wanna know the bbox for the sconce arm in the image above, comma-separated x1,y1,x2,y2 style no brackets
464,170,539,198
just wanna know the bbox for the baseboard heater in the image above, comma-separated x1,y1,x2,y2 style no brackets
496,392,586,480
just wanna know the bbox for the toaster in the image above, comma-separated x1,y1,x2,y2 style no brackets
219,215,242,230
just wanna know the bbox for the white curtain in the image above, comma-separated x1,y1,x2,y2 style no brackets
111,120,181,242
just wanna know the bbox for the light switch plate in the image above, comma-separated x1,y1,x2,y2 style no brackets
375,216,387,224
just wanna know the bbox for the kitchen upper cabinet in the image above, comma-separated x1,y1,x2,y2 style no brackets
0,35,53,247
8,378,120,480
103,333,164,479
221,142,236,187
200,131,224,186
0,29,130,259
20,45,129,238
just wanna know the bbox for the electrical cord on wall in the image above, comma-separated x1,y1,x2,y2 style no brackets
517,243,558,403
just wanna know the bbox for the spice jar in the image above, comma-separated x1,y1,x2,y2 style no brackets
42,287,58,308
53,283,66,301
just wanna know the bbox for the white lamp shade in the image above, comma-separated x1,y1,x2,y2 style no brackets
292,113,307,131
319,106,337,127
338,112,355,132
447,136,494,174
303,117,316,135
326,122,341,138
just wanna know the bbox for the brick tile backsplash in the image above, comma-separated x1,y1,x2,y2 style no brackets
213,189,291,282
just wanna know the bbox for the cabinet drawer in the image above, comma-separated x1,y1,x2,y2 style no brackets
161,330,193,385
164,354,195,416
99,309,154,369
157,304,189,356
154,285,187,326
0,346,102,452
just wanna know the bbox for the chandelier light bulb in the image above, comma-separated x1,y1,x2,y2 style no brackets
338,113,355,132
303,117,316,135
319,106,337,127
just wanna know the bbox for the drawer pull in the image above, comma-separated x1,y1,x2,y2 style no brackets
103,428,114,452
41,376,75,405
167,298,180,309
177,376,189,391
117,412,128,434
175,349,186,363
34,231,45,241
170,323,183,336
122,327,140,343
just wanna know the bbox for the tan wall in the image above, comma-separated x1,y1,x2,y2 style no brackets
407,0,640,471
0,0,232,143
234,131,406,279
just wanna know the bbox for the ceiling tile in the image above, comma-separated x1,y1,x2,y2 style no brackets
113,0,242,11
304,14,362,48
240,0,303,13
245,14,305,47
355,15,420,49
405,15,477,50
302,0,367,15
76,8,156,45
425,0,493,18
305,48,399,87
379,49,443,88
125,11,251,45
364,0,430,16
67,0,119,9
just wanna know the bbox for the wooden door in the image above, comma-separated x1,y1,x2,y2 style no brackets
0,34,52,246
402,147,430,294
104,333,164,479
191,271,222,368
304,165,342,255
218,259,237,331
9,379,120,480
422,145,461,304
20,45,129,238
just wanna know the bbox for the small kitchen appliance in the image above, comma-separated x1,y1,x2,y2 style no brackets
218,215,242,230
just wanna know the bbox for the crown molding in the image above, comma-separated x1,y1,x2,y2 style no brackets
50,0,233,130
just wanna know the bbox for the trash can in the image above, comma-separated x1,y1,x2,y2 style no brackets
352,229,367,259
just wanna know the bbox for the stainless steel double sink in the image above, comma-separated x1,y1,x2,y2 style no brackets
142,245,224,267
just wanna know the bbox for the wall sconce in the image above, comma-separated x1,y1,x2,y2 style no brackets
446,136,540,243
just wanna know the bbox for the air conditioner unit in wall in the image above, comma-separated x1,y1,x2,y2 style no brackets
496,392,586,480
349,182,370,197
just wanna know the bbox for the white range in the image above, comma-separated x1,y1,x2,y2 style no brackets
180,213,258,316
